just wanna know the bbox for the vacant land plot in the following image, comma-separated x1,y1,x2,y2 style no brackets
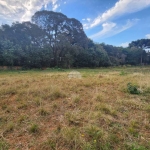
0,67,150,150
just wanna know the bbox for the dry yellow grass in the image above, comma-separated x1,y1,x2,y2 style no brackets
0,67,150,150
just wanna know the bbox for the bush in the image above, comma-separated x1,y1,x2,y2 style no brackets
127,83,140,94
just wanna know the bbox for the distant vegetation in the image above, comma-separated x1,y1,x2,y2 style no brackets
0,10,150,69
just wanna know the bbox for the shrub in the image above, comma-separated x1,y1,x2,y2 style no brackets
127,83,140,94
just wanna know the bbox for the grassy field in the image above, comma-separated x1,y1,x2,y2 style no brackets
0,67,150,150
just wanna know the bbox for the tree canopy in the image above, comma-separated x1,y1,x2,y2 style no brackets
0,10,150,69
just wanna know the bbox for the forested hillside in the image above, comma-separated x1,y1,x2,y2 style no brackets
0,10,150,69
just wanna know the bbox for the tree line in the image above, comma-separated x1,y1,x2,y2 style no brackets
0,10,150,69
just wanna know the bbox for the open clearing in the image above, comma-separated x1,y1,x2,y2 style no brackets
0,67,150,150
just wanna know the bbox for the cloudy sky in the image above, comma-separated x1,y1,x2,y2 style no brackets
0,0,150,47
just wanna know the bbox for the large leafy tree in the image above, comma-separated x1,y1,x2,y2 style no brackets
31,10,88,66
0,22,54,68
129,39,150,48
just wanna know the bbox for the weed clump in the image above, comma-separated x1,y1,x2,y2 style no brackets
65,111,81,126
5,122,14,133
125,143,148,150
94,94,103,102
83,126,110,150
120,71,127,76
50,87,66,100
146,105,150,113
39,138,56,150
0,139,9,150
72,94,81,103
39,108,49,116
61,127,81,149
17,115,28,123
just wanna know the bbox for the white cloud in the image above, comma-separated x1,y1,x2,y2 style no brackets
89,19,139,40
87,18,91,22
145,34,150,39
82,18,91,22
82,18,91,29
52,4,58,11
86,0,150,29
0,0,59,24
90,22,116,39
120,42,129,48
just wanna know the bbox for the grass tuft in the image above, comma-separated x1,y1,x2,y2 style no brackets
29,124,39,133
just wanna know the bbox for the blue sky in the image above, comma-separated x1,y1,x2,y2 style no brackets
0,0,150,47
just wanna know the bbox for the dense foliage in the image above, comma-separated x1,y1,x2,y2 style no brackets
0,10,150,68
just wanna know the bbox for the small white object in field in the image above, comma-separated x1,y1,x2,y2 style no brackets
68,71,82,79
